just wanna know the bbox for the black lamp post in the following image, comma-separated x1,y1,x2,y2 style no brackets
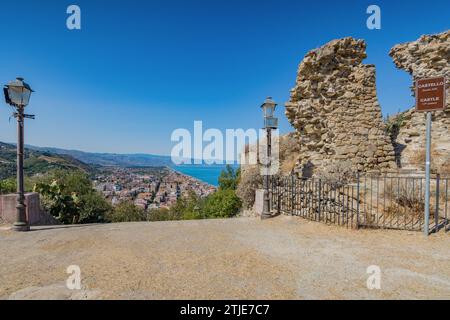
260,97,278,220
3,77,34,232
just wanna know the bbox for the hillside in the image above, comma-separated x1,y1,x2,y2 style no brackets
26,145,173,167
0,142,94,180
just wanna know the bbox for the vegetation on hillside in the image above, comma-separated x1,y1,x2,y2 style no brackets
0,142,93,180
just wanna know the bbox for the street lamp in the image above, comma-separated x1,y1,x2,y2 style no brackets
3,77,35,232
260,97,278,220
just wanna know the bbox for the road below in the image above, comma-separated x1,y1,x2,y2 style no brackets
1,216,449,299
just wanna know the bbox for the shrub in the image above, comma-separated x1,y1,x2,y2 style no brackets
106,201,146,223
0,178,16,194
148,208,171,221
79,192,112,223
279,133,301,174
218,165,240,190
202,189,242,218
34,181,81,224
33,169,112,224
169,191,202,220
385,111,406,142
164,188,242,220
382,178,428,221
236,165,263,209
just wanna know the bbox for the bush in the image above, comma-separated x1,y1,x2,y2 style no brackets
202,189,242,218
236,165,263,209
33,169,112,224
34,181,82,224
169,191,203,220
379,178,432,223
165,187,242,220
148,208,171,221
218,165,240,190
106,201,147,223
0,178,16,194
79,192,112,223
385,111,406,142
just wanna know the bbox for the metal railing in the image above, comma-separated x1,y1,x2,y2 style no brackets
271,173,449,233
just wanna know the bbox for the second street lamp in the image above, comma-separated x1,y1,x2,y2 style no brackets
3,77,35,232
260,97,278,220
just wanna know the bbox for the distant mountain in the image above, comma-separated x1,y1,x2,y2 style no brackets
0,142,94,180
25,145,173,168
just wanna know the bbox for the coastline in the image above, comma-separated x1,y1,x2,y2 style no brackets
167,166,218,189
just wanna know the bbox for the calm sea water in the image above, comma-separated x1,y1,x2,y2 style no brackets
174,165,239,187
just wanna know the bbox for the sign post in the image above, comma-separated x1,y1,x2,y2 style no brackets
415,76,446,236
424,111,432,236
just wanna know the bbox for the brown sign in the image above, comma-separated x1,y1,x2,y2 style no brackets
416,77,446,112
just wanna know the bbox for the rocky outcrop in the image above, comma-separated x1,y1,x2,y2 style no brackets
389,30,450,171
285,37,396,176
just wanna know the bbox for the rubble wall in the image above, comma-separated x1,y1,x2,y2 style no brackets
389,30,450,171
285,37,396,176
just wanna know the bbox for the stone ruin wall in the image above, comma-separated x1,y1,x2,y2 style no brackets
389,30,450,171
237,30,449,209
285,37,396,176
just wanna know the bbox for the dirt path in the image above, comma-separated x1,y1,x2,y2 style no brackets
0,216,449,300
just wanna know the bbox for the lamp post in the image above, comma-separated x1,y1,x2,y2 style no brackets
260,97,278,220
3,77,34,232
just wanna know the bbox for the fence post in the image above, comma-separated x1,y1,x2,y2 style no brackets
356,172,360,229
435,174,440,233
277,177,281,215
291,175,295,213
318,179,322,222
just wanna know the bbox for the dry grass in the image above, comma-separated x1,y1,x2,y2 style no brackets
279,133,301,175
408,145,450,174
236,165,263,209
315,161,356,188
382,178,426,216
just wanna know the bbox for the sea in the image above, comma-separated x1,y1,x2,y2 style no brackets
173,164,239,187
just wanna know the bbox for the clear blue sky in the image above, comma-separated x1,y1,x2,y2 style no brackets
0,0,448,155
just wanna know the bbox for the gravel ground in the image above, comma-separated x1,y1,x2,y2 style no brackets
0,216,449,300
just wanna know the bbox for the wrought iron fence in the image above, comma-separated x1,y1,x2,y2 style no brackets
271,173,450,233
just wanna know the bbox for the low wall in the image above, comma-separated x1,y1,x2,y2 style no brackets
0,193,57,226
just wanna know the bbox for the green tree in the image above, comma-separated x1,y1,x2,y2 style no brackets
218,165,241,191
169,191,203,220
202,189,242,218
147,208,170,221
106,201,147,223
33,169,111,224
79,192,112,223
34,180,81,224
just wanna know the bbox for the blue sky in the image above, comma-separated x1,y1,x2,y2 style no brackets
0,0,449,155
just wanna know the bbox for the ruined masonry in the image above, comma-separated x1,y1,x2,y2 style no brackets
389,30,450,170
285,37,396,175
